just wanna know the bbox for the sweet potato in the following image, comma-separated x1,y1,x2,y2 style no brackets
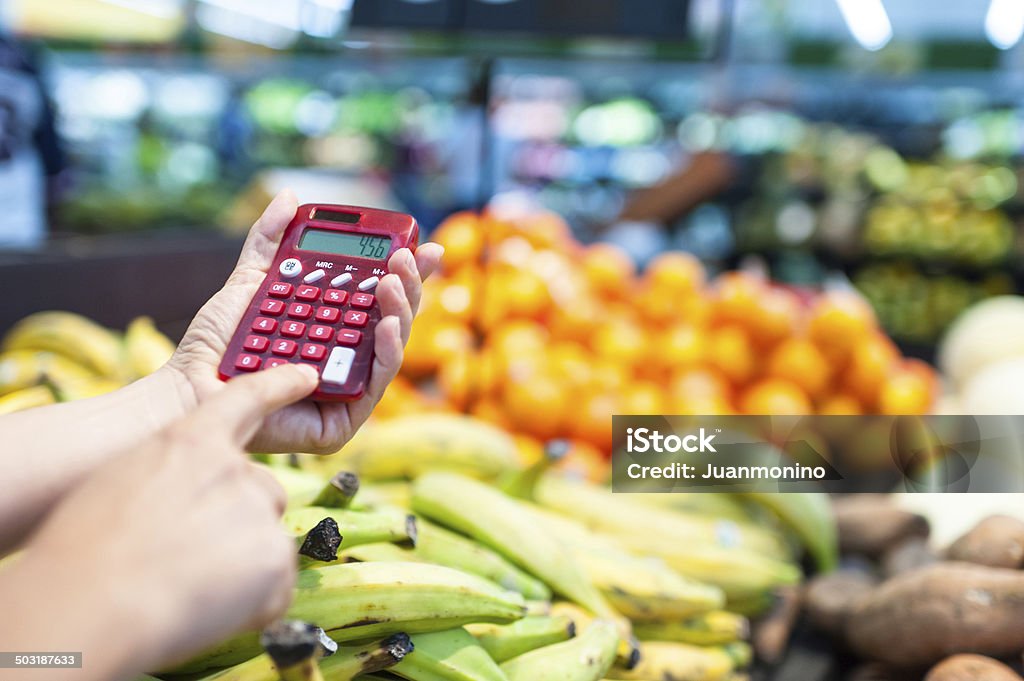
882,536,938,578
925,654,1022,681
834,495,929,558
752,585,801,664
845,663,905,681
846,563,1024,668
805,565,878,636
947,515,1024,569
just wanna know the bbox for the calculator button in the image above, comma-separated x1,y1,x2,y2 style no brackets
336,329,362,346
281,321,306,338
296,285,321,302
343,310,368,327
287,303,313,319
304,269,326,284
350,293,375,309
279,258,303,278
357,276,379,291
323,289,348,305
271,339,298,357
243,335,270,352
309,324,334,341
265,358,290,369
252,317,278,334
268,282,293,298
260,299,285,316
331,272,353,287
234,353,261,371
322,347,356,385
315,306,341,323
301,343,327,362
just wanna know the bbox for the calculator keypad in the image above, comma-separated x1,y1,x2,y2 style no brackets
230,267,383,396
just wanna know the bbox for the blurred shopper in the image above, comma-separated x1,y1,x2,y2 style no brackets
0,30,65,248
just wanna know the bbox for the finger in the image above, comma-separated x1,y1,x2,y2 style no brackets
375,273,414,346
346,315,402,426
234,190,299,274
188,364,319,446
248,463,288,516
415,243,445,283
387,248,422,316
252,530,298,628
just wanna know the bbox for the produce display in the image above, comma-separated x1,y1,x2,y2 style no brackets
390,210,939,455
803,495,1024,680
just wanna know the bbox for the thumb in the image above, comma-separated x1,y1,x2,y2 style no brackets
234,190,300,274
188,364,319,446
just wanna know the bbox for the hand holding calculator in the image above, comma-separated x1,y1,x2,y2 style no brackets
218,204,419,401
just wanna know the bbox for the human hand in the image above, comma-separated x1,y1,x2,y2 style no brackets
4,364,319,680
164,191,444,453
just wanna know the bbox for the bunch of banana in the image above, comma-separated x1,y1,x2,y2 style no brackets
173,562,526,673
282,507,418,550
500,619,619,681
466,615,575,662
633,611,749,647
1,311,124,378
391,627,507,681
0,384,55,415
605,641,751,681
310,414,521,481
123,316,176,378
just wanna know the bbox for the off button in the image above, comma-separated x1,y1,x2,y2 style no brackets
279,258,302,278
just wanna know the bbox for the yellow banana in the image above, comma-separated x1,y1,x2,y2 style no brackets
500,619,619,681
392,627,507,681
358,481,413,509
282,507,417,549
0,385,56,414
174,562,526,673
263,465,327,509
605,641,738,681
0,350,96,395
123,316,176,378
633,612,749,646
2,311,123,378
632,492,754,523
467,615,576,662
314,414,520,481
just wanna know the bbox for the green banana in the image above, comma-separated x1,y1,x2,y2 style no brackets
605,641,738,681
312,471,361,509
467,615,576,663
574,547,724,622
358,481,413,509
282,507,417,549
498,440,569,501
314,414,520,481
535,477,790,560
297,518,344,565
262,464,326,509
633,611,749,646
738,493,838,572
174,562,526,673
500,619,619,681
343,519,551,600
391,627,507,681
631,492,754,523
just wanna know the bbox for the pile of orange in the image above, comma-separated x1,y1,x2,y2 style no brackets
383,210,939,456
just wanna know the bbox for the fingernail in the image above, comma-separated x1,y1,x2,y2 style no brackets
294,364,319,382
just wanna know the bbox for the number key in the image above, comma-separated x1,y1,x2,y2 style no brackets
243,335,270,352
235,354,261,371
350,293,375,309
268,282,293,298
309,324,334,341
271,339,298,357
296,285,321,302
281,321,306,338
343,309,368,327
252,317,278,334
315,306,341,323
301,343,327,362
260,299,285,316
323,289,348,305
288,303,313,319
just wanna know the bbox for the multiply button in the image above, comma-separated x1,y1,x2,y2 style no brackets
279,258,302,278
343,310,368,327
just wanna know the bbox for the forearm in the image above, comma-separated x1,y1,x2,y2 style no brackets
0,367,194,551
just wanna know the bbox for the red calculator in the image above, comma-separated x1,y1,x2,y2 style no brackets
218,204,419,401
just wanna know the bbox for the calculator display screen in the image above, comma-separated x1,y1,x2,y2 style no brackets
298,229,391,260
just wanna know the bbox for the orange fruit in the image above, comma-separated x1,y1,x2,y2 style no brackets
767,338,831,398
674,393,734,416
589,361,631,393
480,267,552,326
548,295,604,344
645,251,705,295
488,320,549,360
518,211,575,251
807,290,877,361
503,372,567,440
749,287,802,347
432,211,484,271
878,364,936,415
706,325,756,387
712,271,766,328
621,381,666,415
402,319,474,378
558,440,611,481
470,398,512,430
842,333,900,408
591,319,647,369
548,342,594,391
433,270,480,323
649,324,705,375
670,367,731,402
570,391,621,452
437,351,478,411
819,393,864,415
581,243,636,297
740,379,813,415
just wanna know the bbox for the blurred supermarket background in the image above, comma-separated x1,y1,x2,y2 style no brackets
5,0,1024,440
